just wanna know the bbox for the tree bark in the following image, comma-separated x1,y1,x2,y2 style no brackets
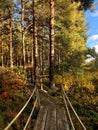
33,0,38,86
21,0,26,69
9,16,13,68
1,33,4,67
40,35,44,90
49,0,55,88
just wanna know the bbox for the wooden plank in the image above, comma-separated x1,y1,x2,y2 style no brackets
33,91,69,130
39,90,58,106
56,107,69,130
33,106,48,130
45,106,56,130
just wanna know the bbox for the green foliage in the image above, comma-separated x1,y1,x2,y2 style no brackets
55,73,74,90
55,0,87,73
55,68,98,129
0,67,23,127
86,47,97,58
0,67,38,129
13,67,26,80
0,67,26,95
0,0,96,129
74,0,94,10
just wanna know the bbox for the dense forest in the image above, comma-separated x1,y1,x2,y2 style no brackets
0,0,98,130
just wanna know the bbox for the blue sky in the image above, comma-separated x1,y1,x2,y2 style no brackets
86,0,98,53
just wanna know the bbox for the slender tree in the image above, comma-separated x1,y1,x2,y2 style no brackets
0,0,14,67
1,33,4,67
33,0,38,86
21,0,26,69
49,0,55,88
9,13,13,67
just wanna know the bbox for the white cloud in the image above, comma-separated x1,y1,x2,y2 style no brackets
88,34,98,41
86,57,95,62
91,10,98,17
94,44,98,53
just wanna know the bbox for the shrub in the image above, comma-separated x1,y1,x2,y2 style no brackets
0,67,26,96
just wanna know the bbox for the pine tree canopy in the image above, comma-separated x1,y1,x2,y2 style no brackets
74,0,94,10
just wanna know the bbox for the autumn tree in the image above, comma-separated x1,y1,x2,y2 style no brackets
55,1,87,73
0,0,14,67
74,0,94,10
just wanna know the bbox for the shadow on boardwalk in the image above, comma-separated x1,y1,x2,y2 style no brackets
33,90,69,130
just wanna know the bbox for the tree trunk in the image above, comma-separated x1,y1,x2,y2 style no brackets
33,0,38,87
40,36,44,90
49,0,55,88
21,0,26,69
9,16,13,68
1,34,4,67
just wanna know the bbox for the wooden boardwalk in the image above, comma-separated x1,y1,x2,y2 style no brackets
33,90,69,130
